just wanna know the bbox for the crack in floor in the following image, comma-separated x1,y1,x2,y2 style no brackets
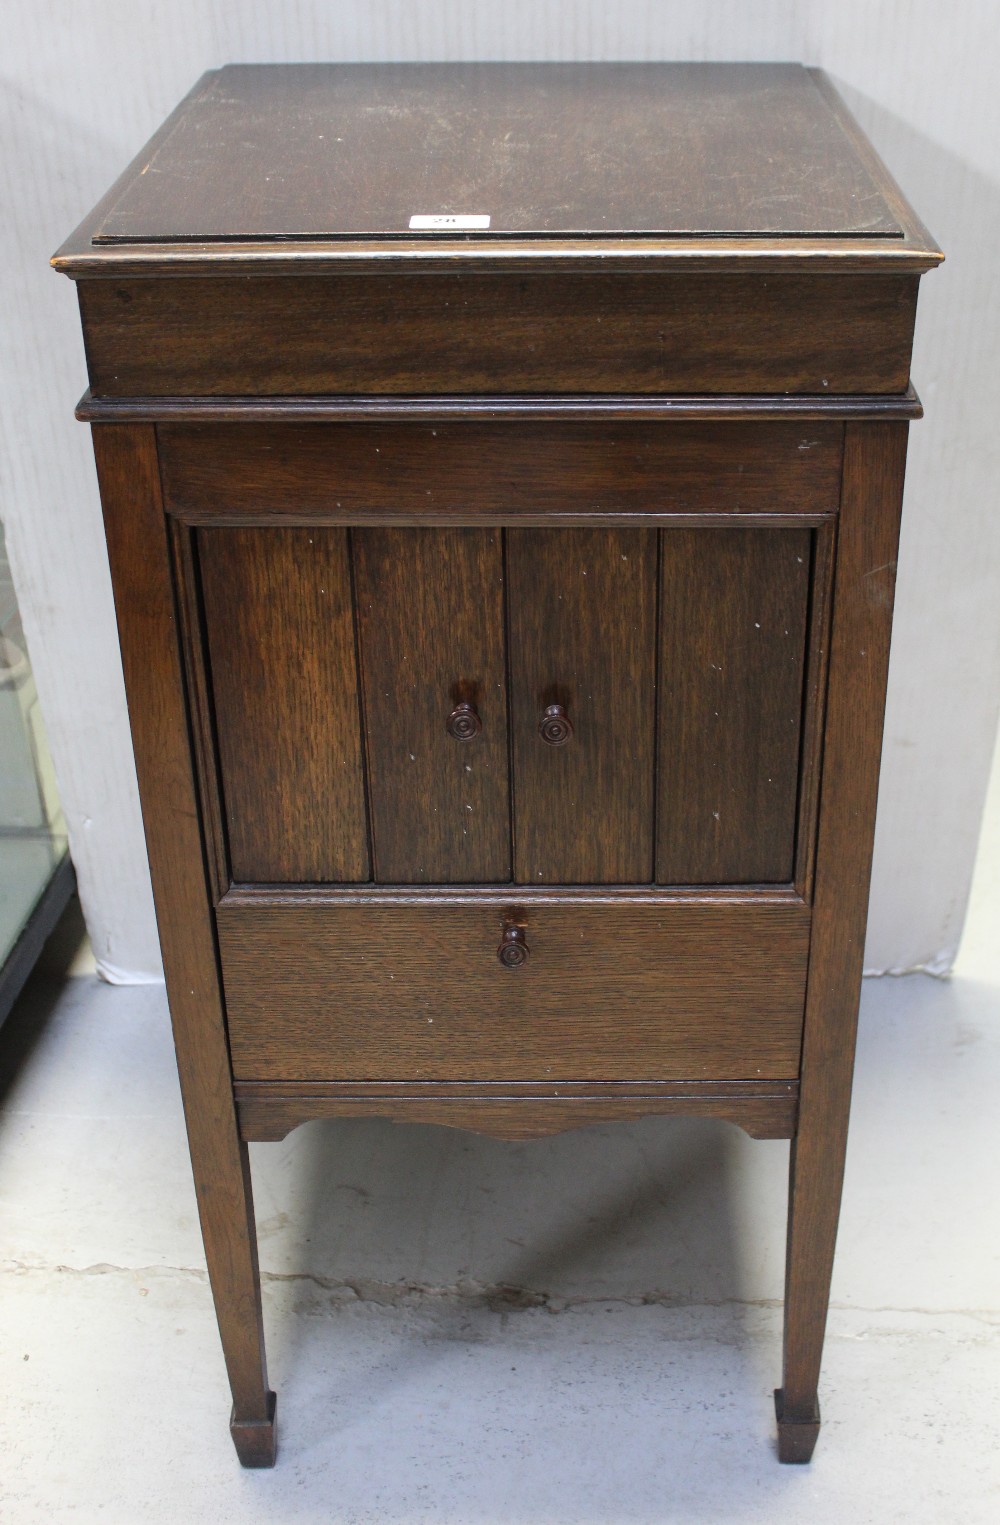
4,1259,999,1329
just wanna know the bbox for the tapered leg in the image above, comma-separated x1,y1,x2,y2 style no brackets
776,1127,847,1462
93,425,275,1465
776,422,909,1462
196,1134,276,1467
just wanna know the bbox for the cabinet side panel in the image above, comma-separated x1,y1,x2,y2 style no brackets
508,528,657,883
657,528,811,883
353,527,510,881
198,526,370,883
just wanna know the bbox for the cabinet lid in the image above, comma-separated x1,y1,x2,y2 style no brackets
91,62,902,243
53,63,942,277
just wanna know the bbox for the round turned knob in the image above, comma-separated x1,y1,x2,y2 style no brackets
446,700,482,741
538,703,574,746
497,923,529,970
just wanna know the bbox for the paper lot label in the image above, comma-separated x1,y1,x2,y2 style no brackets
409,214,491,230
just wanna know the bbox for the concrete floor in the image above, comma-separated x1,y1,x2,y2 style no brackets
2,760,999,1520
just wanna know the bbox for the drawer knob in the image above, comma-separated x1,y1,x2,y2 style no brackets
497,922,529,970
538,703,574,746
446,700,482,741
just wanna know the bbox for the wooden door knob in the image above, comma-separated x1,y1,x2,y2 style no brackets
497,923,529,969
446,700,482,741
538,703,574,746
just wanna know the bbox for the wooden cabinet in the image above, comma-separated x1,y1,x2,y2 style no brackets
55,62,941,1470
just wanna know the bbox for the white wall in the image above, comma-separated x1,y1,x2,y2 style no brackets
2,2,998,980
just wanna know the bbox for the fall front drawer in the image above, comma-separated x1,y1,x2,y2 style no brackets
216,894,810,1082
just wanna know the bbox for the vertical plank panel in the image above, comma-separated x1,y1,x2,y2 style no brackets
353,528,509,882
657,528,811,884
198,527,369,883
508,528,657,883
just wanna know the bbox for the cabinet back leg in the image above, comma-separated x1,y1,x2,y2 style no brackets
775,422,909,1463
777,1127,849,1463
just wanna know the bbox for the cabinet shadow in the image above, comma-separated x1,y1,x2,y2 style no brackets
251,1110,785,1416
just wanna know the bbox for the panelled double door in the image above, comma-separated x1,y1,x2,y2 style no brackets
201,522,811,888
163,418,835,1094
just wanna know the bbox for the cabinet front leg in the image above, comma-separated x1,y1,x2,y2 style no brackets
93,423,276,1467
191,1130,276,1466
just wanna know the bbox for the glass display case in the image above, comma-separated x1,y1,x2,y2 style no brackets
0,518,74,1025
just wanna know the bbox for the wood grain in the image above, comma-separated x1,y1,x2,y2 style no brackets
352,528,509,882
507,528,657,883
234,1079,799,1143
158,419,843,528
656,528,812,884
198,527,369,883
216,898,810,1083
80,273,919,397
778,422,909,1461
90,424,275,1462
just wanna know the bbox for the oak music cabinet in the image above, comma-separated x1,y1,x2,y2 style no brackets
54,63,941,1468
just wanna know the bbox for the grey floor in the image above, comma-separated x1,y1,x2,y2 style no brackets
2,759,999,1521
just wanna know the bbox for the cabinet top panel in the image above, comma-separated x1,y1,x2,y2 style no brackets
53,64,941,277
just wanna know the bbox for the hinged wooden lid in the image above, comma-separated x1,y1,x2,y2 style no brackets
92,63,902,244
53,63,942,278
